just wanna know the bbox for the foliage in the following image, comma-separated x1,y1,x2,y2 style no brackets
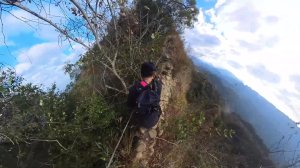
0,66,23,98
216,128,236,139
136,0,199,34
173,112,206,141
0,67,122,167
43,91,118,167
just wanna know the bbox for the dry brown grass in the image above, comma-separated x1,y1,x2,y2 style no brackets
148,65,275,168
163,31,192,75
150,117,275,168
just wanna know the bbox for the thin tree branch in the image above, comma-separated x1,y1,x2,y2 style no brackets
0,1,10,5
30,138,67,150
0,133,15,145
105,84,126,94
106,111,134,168
155,137,178,146
70,0,101,49
0,9,16,62
9,2,89,48
106,0,118,44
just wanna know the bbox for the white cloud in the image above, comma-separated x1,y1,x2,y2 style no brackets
15,42,85,90
1,10,33,37
185,0,300,122
246,64,280,83
0,6,87,90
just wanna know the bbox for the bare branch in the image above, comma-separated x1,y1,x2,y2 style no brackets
85,0,97,17
9,2,89,48
70,0,100,49
0,133,15,145
0,8,16,61
106,111,134,168
155,137,178,146
0,1,10,5
105,84,126,94
106,0,118,44
30,138,67,150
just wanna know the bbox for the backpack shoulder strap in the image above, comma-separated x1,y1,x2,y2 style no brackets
153,80,158,92
140,80,148,87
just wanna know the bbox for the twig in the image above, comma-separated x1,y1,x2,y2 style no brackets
30,138,67,150
207,151,219,161
0,9,16,61
70,0,100,49
9,2,89,48
0,133,15,145
106,111,134,168
155,137,178,146
105,84,127,94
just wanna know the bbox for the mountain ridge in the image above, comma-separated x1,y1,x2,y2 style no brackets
192,57,300,167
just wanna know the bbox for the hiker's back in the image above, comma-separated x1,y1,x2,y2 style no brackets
127,79,162,128
127,62,162,129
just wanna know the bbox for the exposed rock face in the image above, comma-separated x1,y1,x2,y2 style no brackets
148,129,157,139
160,61,175,113
136,141,147,153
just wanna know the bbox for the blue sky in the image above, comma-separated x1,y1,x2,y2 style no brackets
0,7,85,89
1,0,300,123
184,0,300,123
197,0,217,10
0,33,43,65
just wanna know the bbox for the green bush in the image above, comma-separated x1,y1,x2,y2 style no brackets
0,67,122,167
170,112,205,141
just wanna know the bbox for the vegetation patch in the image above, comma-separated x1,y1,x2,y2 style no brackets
149,69,274,168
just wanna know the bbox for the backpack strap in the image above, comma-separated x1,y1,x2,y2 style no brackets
140,80,159,92
140,80,148,87
152,79,158,93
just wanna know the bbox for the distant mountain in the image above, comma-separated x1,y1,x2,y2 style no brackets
192,57,300,167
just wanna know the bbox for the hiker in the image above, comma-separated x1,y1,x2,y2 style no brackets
127,62,162,129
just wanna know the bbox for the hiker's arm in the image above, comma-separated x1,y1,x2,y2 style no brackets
154,78,162,98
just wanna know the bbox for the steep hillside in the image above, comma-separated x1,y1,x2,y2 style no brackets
193,58,300,167
127,33,276,168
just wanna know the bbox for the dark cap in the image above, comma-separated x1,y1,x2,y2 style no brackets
141,62,156,78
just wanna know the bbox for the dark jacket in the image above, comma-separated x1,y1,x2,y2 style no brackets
127,78,162,109
127,78,162,128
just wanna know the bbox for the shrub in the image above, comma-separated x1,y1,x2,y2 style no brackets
0,67,122,167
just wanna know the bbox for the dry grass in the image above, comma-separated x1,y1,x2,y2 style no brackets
163,32,192,76
148,66,275,168
150,113,275,168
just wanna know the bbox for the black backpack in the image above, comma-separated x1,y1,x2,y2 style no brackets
136,81,161,128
